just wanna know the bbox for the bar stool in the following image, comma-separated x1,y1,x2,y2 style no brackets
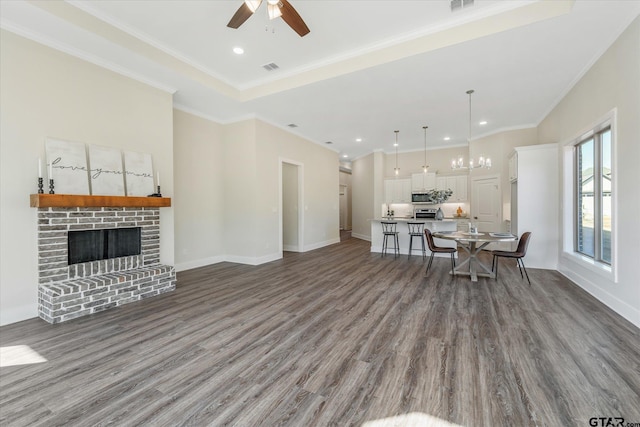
407,222,426,259
381,221,399,257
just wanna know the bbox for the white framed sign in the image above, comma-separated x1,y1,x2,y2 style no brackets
123,151,154,196
45,138,90,195
88,145,125,196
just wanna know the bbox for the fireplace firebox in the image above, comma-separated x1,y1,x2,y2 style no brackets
68,227,141,265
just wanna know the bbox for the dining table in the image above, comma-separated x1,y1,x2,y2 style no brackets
431,231,517,282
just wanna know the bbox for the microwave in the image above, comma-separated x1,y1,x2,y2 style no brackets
411,192,432,203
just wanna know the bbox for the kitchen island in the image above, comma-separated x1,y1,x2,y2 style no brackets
370,218,457,256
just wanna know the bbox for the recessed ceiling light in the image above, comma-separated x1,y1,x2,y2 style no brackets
479,121,487,125
343,154,348,158
393,143,398,147
233,47,244,55
444,137,451,141
355,138,362,142
325,141,333,144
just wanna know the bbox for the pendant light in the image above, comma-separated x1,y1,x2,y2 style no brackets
393,130,400,176
422,125,429,173
452,89,491,170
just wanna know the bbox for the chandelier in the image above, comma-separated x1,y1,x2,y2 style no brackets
452,89,491,170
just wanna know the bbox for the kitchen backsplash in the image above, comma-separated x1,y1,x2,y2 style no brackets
382,202,470,218
441,202,470,218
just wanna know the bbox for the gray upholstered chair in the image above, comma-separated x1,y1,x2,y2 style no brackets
424,228,456,275
490,232,532,285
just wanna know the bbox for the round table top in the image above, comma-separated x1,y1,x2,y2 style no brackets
432,231,517,242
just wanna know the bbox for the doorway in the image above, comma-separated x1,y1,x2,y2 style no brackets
339,184,348,230
470,174,501,232
280,160,304,253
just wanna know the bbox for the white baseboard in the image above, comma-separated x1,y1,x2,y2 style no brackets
558,265,640,329
351,233,371,241
0,303,38,327
283,244,299,252
225,252,282,266
303,238,340,252
175,255,226,272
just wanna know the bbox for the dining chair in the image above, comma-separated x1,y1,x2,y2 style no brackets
424,228,456,275
490,232,532,284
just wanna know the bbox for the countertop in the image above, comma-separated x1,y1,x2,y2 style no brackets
371,218,456,222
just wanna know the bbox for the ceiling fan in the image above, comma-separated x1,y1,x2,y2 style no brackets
227,0,310,37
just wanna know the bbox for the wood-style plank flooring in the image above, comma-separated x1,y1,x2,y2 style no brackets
1,236,639,426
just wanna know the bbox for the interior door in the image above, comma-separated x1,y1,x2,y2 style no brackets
471,175,501,232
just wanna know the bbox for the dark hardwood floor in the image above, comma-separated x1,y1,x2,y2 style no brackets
1,237,639,426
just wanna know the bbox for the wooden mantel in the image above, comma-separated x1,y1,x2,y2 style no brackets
30,194,171,208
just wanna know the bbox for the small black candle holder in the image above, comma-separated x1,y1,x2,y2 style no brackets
148,185,162,197
49,179,55,194
38,177,44,194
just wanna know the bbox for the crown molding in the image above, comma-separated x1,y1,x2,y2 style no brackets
0,20,177,94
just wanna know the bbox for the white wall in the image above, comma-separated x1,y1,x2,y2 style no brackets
383,146,465,178
282,162,299,250
255,119,339,254
538,16,640,327
470,128,539,227
0,31,175,325
173,109,225,271
221,120,259,262
351,153,375,240
174,114,339,266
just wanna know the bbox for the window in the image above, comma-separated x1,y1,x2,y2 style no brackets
575,125,611,264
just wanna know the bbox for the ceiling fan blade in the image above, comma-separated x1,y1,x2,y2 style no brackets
227,2,256,29
279,0,310,37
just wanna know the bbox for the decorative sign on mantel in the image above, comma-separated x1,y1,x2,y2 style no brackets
123,151,154,196
88,145,125,196
43,138,157,197
45,138,91,195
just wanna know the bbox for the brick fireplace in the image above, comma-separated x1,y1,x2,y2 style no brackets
34,196,175,323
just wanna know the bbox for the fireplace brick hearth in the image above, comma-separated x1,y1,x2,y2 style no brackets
37,206,175,323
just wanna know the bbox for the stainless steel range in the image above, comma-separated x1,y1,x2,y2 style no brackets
415,208,437,219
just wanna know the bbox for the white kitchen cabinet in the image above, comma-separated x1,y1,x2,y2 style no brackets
411,172,436,192
436,175,468,202
454,175,468,201
384,178,411,203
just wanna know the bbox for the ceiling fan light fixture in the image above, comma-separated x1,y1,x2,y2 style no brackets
229,0,309,37
268,3,282,20
244,0,262,13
